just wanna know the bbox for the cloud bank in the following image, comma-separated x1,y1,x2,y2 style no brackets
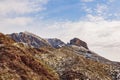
0,0,48,28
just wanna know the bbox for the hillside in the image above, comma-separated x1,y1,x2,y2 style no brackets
0,33,59,80
0,32,119,80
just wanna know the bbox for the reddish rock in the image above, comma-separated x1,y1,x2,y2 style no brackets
70,38,89,49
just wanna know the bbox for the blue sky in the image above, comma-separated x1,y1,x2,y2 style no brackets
1,0,120,22
37,0,120,21
40,0,84,21
0,0,120,61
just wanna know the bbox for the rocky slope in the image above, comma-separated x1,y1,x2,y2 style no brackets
32,46,120,80
0,33,59,80
4,32,120,80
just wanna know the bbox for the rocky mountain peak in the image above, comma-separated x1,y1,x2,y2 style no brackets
8,32,51,48
70,38,89,49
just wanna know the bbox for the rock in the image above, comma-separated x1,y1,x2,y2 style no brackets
46,38,66,48
70,38,89,49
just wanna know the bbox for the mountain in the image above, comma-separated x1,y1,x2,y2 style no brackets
8,31,51,48
0,33,59,80
3,32,120,80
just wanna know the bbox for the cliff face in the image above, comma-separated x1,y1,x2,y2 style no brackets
3,32,120,80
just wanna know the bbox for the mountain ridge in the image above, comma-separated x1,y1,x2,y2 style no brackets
8,32,120,65
8,32,51,48
8,32,89,49
0,31,119,80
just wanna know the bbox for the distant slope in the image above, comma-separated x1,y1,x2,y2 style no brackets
33,46,120,80
46,38,66,48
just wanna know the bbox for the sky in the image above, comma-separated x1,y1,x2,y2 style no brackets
0,0,120,61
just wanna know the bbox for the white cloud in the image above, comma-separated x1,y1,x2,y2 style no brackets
108,0,115,2
0,17,34,34
81,0,94,2
0,0,48,16
82,3,108,18
85,14,105,21
95,4,108,16
0,0,49,33
82,4,93,13
0,17,33,26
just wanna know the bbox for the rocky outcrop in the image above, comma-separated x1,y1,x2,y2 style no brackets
70,38,89,49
